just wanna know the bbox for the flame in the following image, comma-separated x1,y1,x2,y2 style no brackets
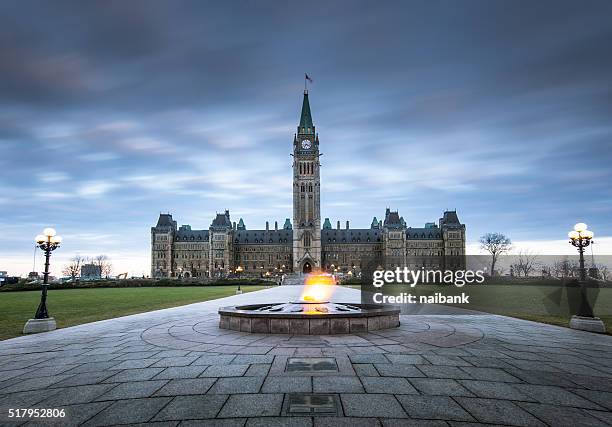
300,272,336,306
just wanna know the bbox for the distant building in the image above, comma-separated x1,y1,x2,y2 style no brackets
0,271,18,286
81,264,102,280
151,90,466,278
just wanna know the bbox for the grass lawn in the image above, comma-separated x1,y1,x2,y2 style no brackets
0,285,266,341
345,283,612,334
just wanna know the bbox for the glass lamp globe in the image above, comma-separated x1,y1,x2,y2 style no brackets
574,223,587,232
568,231,579,240
51,235,62,244
43,227,57,237
582,230,594,239
35,234,46,243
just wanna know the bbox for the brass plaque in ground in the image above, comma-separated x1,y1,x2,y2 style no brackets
286,357,338,373
287,394,337,414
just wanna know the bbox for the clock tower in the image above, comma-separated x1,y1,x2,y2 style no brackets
292,90,321,273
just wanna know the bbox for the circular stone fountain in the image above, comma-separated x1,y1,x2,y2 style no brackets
218,301,400,334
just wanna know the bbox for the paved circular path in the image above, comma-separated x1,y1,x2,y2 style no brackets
1,285,611,426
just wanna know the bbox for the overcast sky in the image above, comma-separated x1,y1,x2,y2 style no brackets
1,1,612,276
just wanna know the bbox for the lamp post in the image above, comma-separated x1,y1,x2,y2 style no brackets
568,223,606,333
235,265,243,294
24,228,62,334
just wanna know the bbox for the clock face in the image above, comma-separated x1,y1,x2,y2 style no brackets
301,139,312,149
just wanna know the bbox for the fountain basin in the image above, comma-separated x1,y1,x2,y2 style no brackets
218,302,400,334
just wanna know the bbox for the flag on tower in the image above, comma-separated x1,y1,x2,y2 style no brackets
305,73,313,83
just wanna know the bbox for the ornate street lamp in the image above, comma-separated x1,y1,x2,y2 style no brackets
235,265,244,294
568,223,606,332
24,228,62,334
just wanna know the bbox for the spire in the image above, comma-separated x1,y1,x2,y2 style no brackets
298,90,314,135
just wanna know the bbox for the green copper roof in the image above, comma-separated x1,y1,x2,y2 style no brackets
323,218,332,229
299,91,314,134
237,218,246,230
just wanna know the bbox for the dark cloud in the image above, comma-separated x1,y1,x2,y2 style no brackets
1,0,612,275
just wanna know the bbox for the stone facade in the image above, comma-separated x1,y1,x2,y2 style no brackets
151,91,466,278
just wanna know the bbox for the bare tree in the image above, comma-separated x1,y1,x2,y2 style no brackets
551,258,579,278
511,250,539,277
596,264,609,281
62,255,85,281
93,255,113,278
480,233,512,277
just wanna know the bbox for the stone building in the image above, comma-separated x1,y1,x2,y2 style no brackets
151,90,466,278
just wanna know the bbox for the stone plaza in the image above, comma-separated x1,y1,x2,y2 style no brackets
1,285,611,426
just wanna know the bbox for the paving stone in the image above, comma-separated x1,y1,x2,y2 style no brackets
2,288,612,426
572,388,612,410
462,356,515,369
200,364,249,377
0,374,74,393
110,358,160,370
459,366,521,382
316,417,380,426
423,355,472,366
409,378,473,396
396,395,473,421
374,363,425,377
153,366,208,379
48,371,116,387
353,363,379,376
261,376,312,393
587,409,612,425
193,355,236,365
341,394,407,418
153,378,217,396
25,401,113,426
154,350,191,358
360,376,417,394
181,420,245,427
417,365,473,379
152,356,199,368
349,354,390,364
459,380,535,401
38,383,117,406
103,367,165,382
83,397,172,426
114,351,161,360
15,364,79,379
95,380,168,400
380,419,447,427
569,374,612,392
232,355,274,364
0,388,63,411
385,354,427,365
65,361,123,374
178,420,243,427
512,384,605,409
244,364,271,376
455,397,545,426
247,417,312,427
313,376,364,393
218,393,284,417
153,395,228,421
208,376,264,394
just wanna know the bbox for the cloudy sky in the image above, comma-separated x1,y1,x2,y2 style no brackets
1,1,612,276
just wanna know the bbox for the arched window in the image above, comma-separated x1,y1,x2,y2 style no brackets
304,232,311,247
